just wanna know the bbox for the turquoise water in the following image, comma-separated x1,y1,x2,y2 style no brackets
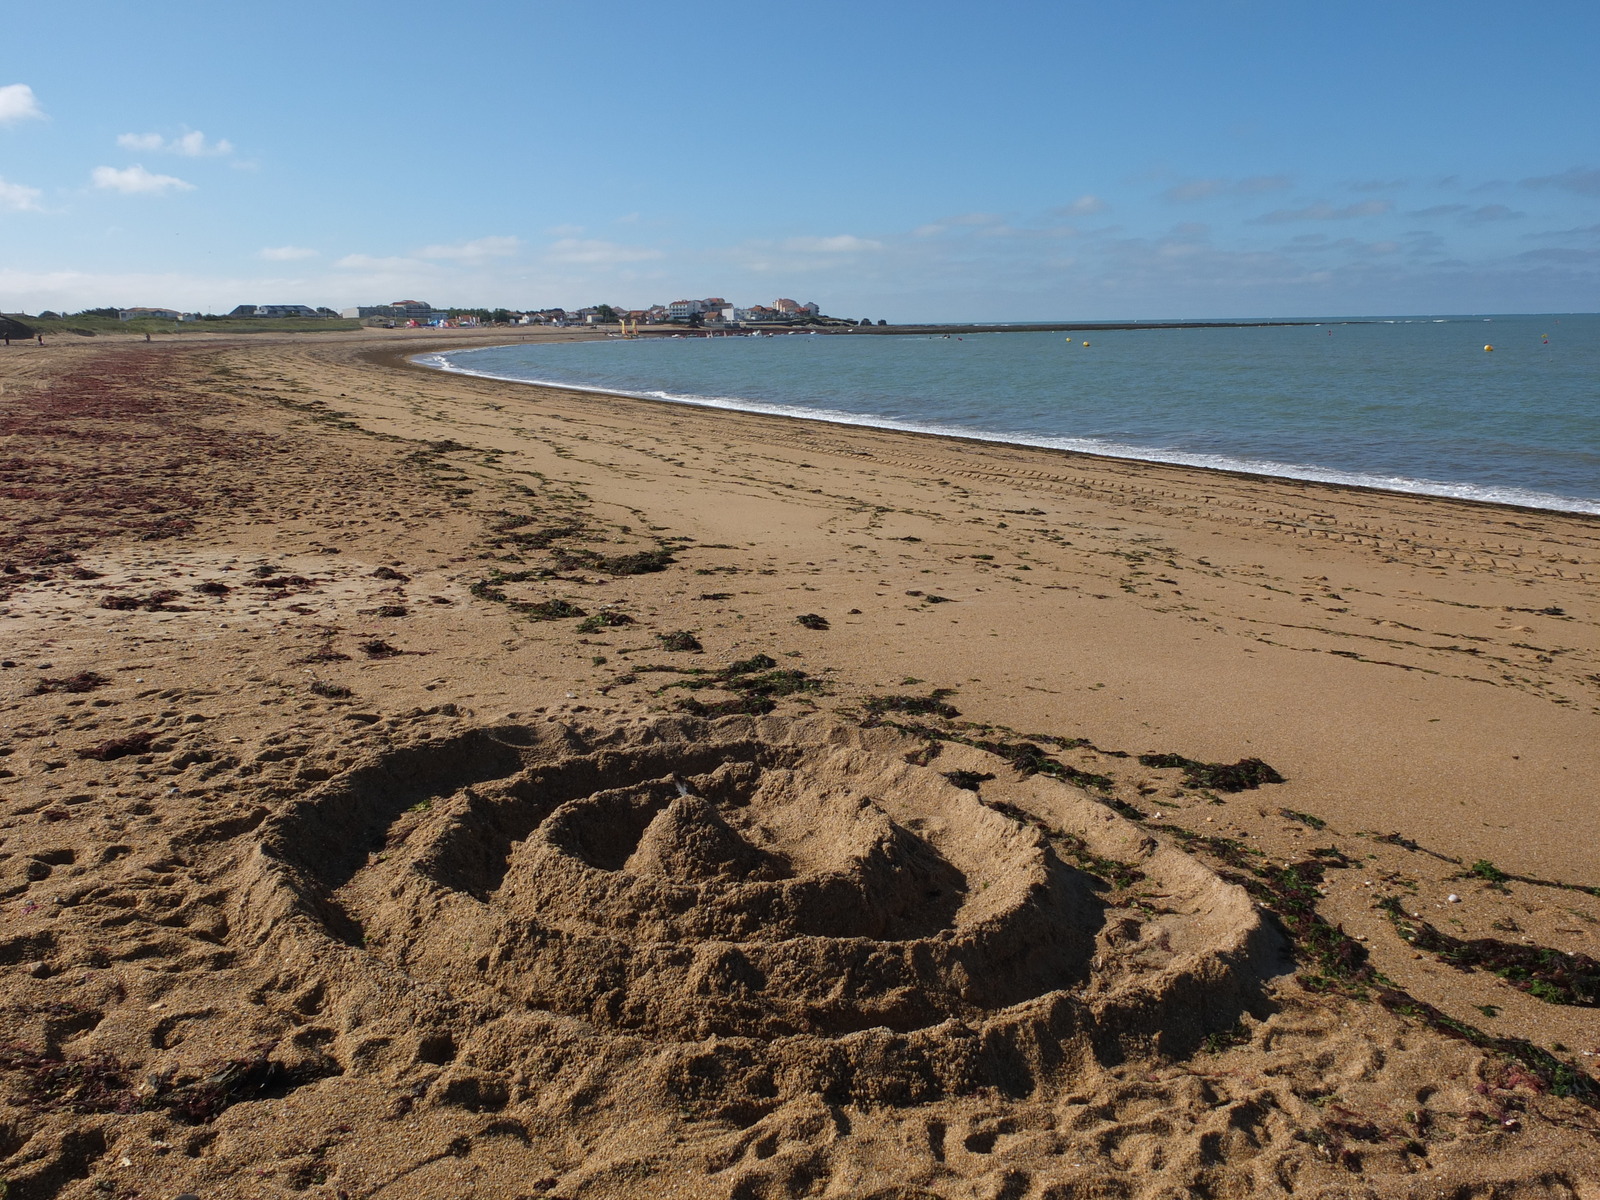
422,314,1600,515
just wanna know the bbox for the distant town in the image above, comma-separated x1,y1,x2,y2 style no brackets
22,298,891,330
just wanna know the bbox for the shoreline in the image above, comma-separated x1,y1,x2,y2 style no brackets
405,340,1600,521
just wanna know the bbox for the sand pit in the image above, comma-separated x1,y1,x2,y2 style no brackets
235,716,1280,1117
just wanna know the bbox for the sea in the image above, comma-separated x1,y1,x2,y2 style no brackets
419,313,1600,516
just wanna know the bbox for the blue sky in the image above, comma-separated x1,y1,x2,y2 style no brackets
2,1,1597,321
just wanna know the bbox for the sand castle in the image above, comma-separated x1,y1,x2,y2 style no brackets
237,717,1281,1120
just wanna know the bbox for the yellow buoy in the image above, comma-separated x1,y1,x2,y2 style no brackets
1483,344,1494,352
1082,340,1090,346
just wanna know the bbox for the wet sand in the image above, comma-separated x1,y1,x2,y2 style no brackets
2,329,1597,1198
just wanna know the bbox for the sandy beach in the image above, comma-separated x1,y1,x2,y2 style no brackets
2,328,1597,1198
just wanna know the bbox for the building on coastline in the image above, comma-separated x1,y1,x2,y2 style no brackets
666,298,734,322
118,307,183,321
732,304,783,323
227,304,326,319
719,299,822,324
339,300,443,322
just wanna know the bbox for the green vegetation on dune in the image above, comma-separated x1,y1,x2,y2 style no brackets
18,314,363,337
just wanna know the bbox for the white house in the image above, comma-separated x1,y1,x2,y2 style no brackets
118,307,182,321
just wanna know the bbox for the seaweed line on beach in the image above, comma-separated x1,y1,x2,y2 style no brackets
1148,823,1600,1105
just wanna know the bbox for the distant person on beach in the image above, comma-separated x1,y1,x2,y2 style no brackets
36,334,43,346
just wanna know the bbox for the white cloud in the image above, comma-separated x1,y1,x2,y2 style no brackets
0,84,43,125
781,235,884,253
416,235,521,261
259,246,317,261
1061,194,1106,215
545,238,663,265
116,130,233,157
91,164,195,195
545,223,586,237
0,176,43,211
335,254,428,271
912,213,1005,237
1251,200,1391,224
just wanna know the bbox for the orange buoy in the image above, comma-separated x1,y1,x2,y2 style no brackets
1483,344,1494,352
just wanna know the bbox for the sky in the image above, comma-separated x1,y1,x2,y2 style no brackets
2,1,1597,322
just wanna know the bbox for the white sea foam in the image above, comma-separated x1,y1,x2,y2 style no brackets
414,350,1600,517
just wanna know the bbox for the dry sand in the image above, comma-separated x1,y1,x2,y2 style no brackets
2,330,1598,1198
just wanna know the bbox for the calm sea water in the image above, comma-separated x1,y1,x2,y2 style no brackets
421,314,1600,515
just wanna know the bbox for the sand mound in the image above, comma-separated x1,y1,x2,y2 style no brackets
232,716,1280,1112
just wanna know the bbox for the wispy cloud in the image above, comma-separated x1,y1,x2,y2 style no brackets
780,235,884,253
912,213,1006,237
1349,178,1407,192
1250,200,1390,224
258,246,317,261
91,164,195,195
0,175,43,211
1163,175,1291,202
0,83,43,126
116,130,233,157
416,235,522,261
1516,246,1600,264
1521,166,1600,196
545,238,663,265
1408,203,1522,223
1523,223,1600,240
1058,194,1107,215
334,254,428,271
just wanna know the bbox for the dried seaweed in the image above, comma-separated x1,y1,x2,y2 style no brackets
576,611,636,633
1378,898,1599,1005
76,731,157,761
656,630,703,653
33,671,110,695
1137,752,1285,792
861,690,961,719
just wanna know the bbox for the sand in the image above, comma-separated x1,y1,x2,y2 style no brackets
1,329,1597,1199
